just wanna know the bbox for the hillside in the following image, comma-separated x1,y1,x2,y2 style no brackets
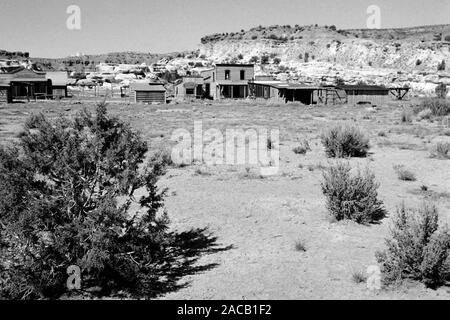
194,24,450,94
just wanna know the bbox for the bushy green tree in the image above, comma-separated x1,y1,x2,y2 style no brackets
0,103,171,299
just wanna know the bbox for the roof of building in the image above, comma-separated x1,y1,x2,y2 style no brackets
215,63,254,67
251,81,320,90
46,71,68,86
216,80,251,86
130,83,166,92
337,85,389,91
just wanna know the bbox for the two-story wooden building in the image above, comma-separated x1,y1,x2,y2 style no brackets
201,64,254,100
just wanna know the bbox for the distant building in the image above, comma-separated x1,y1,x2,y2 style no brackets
249,80,325,105
46,71,68,98
0,67,51,103
130,83,166,104
336,85,391,105
175,76,205,99
201,63,255,100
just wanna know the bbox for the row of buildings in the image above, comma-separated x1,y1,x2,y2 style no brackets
0,62,409,105
143,63,408,105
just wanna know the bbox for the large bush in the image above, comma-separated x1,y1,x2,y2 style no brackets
376,203,450,288
321,163,386,224
321,124,370,158
0,103,172,299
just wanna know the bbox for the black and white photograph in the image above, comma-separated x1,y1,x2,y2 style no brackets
0,0,450,309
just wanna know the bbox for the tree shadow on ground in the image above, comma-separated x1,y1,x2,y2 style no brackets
140,227,233,298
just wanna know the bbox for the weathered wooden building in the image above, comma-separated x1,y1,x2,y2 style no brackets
201,64,254,100
249,81,326,105
130,83,166,104
337,85,390,105
0,67,51,102
46,71,69,98
175,76,204,99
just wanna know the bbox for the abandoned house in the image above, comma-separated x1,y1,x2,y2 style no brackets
175,76,205,99
0,67,51,103
201,63,255,100
46,71,69,98
130,82,166,104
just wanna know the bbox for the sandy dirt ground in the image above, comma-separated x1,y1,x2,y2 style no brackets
1,99,450,300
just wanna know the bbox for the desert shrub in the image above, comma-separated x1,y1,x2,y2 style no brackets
295,240,307,252
394,165,416,181
413,98,450,117
251,35,258,40
376,203,450,287
149,147,174,167
273,57,281,65
304,52,309,63
445,35,450,42
435,83,448,99
292,140,311,155
0,103,173,299
237,54,244,60
437,60,446,71
416,59,422,66
417,109,432,120
352,270,367,284
430,142,450,159
261,55,270,64
321,124,370,158
250,56,259,63
321,163,386,224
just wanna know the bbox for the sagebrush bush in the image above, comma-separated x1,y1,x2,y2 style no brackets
321,163,386,224
394,165,417,181
0,103,173,299
321,124,370,158
430,142,450,159
413,98,450,117
376,203,450,287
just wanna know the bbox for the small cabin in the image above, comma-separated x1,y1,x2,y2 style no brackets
46,71,68,98
130,83,166,104
337,85,390,105
175,76,204,99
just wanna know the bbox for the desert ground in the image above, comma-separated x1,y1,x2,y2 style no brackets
1,97,450,300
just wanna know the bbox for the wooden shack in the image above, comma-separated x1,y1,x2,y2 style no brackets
249,81,325,105
337,85,390,105
46,71,68,98
175,76,204,99
130,83,166,104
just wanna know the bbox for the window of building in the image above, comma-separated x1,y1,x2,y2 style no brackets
225,70,230,80
240,70,245,80
186,88,194,95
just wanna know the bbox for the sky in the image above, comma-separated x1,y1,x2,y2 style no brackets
0,0,449,58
